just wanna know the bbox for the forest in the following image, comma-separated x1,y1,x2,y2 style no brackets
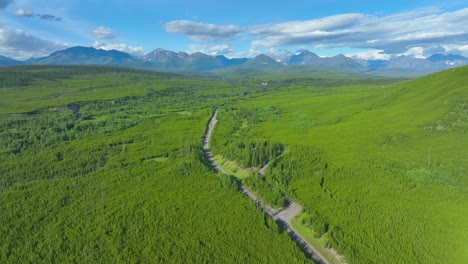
1,65,467,263
0,66,311,263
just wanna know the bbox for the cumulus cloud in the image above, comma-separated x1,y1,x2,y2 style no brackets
92,26,117,39
0,26,68,60
442,44,468,57
248,8,468,56
250,13,365,39
228,48,263,59
92,41,144,56
0,0,13,9
347,50,391,60
400,47,426,58
15,9,62,21
164,20,241,42
188,44,233,55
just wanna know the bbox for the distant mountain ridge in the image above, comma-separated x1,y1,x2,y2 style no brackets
427,53,467,62
0,55,23,67
141,48,250,71
1,46,467,77
31,46,137,66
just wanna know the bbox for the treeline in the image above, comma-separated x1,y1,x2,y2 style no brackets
242,171,286,208
266,146,341,249
210,107,284,168
222,140,284,168
0,101,141,158
0,65,180,87
208,107,289,214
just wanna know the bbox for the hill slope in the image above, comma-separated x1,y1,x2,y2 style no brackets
210,65,468,264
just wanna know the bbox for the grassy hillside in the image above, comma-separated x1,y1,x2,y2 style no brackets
211,66,468,263
0,66,311,263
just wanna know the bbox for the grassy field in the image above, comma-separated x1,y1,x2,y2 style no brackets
0,66,311,263
214,154,257,179
210,66,468,263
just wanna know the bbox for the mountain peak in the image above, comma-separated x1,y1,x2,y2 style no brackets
288,49,320,65
33,46,135,66
246,54,281,67
143,48,179,63
4,45,468,77
254,54,272,59
296,49,316,56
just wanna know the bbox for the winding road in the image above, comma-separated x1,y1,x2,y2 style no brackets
203,109,329,264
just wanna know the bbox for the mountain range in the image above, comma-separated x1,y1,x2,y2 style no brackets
0,55,23,67
1,46,467,77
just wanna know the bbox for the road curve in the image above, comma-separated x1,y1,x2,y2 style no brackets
203,109,329,264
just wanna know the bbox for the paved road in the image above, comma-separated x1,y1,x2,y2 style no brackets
203,109,329,264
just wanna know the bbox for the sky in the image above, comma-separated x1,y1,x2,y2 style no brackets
0,0,467,60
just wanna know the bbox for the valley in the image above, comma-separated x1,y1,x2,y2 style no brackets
1,1,467,263
203,109,329,264
0,65,467,263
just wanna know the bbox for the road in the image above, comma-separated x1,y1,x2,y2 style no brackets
203,109,329,264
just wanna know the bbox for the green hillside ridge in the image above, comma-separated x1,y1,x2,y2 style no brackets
210,66,468,263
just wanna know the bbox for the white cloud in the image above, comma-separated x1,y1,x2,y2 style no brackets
188,44,233,55
92,41,144,56
164,20,241,42
248,8,468,56
227,48,262,59
347,50,391,60
0,26,68,60
400,47,426,58
0,0,13,9
250,13,365,38
442,44,468,57
92,26,117,40
249,14,368,48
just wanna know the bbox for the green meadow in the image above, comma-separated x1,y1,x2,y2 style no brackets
1,65,467,263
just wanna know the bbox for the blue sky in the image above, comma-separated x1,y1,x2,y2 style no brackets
0,0,467,60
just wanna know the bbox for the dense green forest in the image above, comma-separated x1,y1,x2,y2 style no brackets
1,65,467,263
0,66,310,263
210,66,468,263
